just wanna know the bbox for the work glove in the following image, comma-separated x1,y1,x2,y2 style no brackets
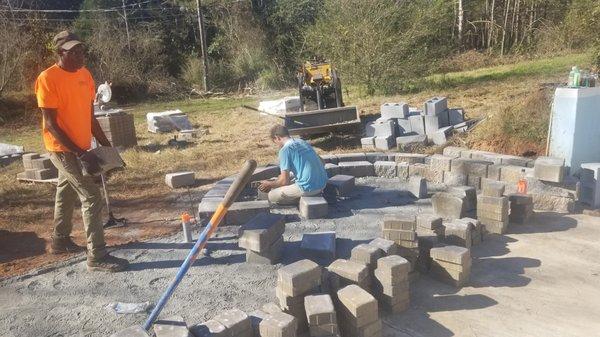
78,151,104,176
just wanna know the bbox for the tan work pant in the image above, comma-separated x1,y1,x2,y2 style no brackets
49,152,107,259
268,183,322,205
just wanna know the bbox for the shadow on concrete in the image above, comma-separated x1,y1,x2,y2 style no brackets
425,293,499,312
508,212,578,234
382,311,454,337
0,230,47,263
122,240,242,252
127,252,245,271
471,256,540,288
472,234,517,258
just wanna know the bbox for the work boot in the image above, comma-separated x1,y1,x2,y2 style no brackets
87,253,129,272
50,236,86,254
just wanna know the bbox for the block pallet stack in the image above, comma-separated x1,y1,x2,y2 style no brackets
239,213,286,264
304,294,340,337
380,214,419,274
96,112,137,148
336,285,382,337
18,153,58,180
373,255,410,313
276,260,322,332
430,246,471,287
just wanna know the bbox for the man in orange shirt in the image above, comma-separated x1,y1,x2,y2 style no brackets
35,31,128,272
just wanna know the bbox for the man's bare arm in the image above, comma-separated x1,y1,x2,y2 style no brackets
41,108,84,155
91,103,111,147
258,170,291,191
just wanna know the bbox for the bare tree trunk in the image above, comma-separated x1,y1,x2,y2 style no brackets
121,0,131,51
488,0,496,52
501,0,511,56
196,0,209,92
458,0,464,47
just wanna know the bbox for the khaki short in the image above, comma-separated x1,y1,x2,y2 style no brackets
268,183,322,205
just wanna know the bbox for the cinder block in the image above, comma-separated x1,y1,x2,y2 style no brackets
246,237,283,264
396,134,427,150
381,102,409,119
372,120,396,138
338,161,375,177
190,319,228,337
432,192,465,219
365,152,389,164
327,259,371,290
153,315,191,337
350,244,383,270
448,108,464,125
336,153,367,162
299,196,328,219
467,175,482,189
408,115,425,135
430,245,470,264
336,285,378,327
33,168,58,180
396,118,412,135
213,309,252,337
304,294,337,326
301,231,336,262
424,115,442,135
423,97,448,116
259,311,297,337
369,238,399,256
238,213,285,252
382,214,416,231
373,161,396,178
277,259,321,297
534,156,565,183
30,157,53,169
324,163,341,178
374,135,395,150
408,176,427,198
325,174,354,197
22,153,41,169
226,201,270,226
361,137,375,150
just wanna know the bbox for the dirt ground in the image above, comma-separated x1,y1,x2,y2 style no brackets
1,178,598,337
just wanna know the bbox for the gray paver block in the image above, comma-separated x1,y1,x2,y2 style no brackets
396,118,412,135
448,186,477,211
482,180,506,197
251,166,281,182
442,146,467,158
277,259,322,297
424,115,442,135
375,255,410,283
197,198,223,220
432,192,466,219
226,200,271,226
477,195,509,221
304,294,336,326
30,157,53,169
336,153,367,162
190,320,228,337
382,214,416,231
373,161,396,178
408,176,427,199
324,163,341,178
408,115,425,135
451,158,492,177
350,244,384,269
382,229,417,242
110,326,151,337
431,126,453,146
246,237,283,264
239,213,286,252
213,309,252,336
397,163,409,180
443,171,467,186
396,134,427,150
337,161,375,177
325,174,354,197
248,311,269,337
337,285,378,327
372,120,396,138
320,154,339,165
299,196,328,219
416,213,443,230
534,156,565,183
369,238,399,256
327,259,370,289
430,154,453,172
259,311,298,337
394,153,428,164
154,316,191,337
374,136,394,150
430,245,470,264
443,222,472,249
361,137,375,150
448,108,464,125
301,231,336,261
365,152,389,164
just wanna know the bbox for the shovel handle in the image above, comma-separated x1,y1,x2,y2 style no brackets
223,160,257,207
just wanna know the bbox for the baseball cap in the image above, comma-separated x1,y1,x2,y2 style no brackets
53,30,83,51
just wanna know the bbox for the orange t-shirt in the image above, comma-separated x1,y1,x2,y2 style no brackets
34,64,95,152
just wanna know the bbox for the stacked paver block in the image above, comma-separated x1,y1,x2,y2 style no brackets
432,192,466,219
326,259,371,292
361,137,375,150
534,156,565,183
337,161,374,177
451,158,492,189
336,153,367,162
226,200,271,226
153,315,191,337
448,186,477,218
430,245,471,287
408,115,425,135
165,172,195,188
408,176,427,198
321,155,339,165
374,136,395,150
455,217,483,245
580,163,600,208
408,163,430,179
442,222,473,249
380,214,419,272
396,162,409,181
324,175,354,198
368,238,399,256
396,134,427,151
373,255,410,313
212,309,253,337
18,153,58,180
373,161,396,178
429,154,453,183
365,152,389,164
442,146,467,158
350,244,384,274
416,214,444,239
190,319,228,337
96,112,137,148
431,126,453,146
259,311,298,337
394,153,428,164
324,163,341,178
482,180,506,197
239,213,286,264
276,260,322,332
477,195,509,234
336,285,381,337
304,294,339,337
508,194,534,224
299,196,328,219
301,232,336,264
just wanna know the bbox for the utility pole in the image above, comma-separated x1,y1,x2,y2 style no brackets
122,0,131,51
196,0,209,92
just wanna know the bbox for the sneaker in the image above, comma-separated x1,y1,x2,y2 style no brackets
87,254,129,272
50,236,86,254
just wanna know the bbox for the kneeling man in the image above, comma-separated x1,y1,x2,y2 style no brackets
259,125,327,205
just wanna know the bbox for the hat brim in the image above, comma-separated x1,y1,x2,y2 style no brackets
60,40,83,50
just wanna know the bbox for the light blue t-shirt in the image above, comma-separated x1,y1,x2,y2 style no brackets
279,138,327,192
